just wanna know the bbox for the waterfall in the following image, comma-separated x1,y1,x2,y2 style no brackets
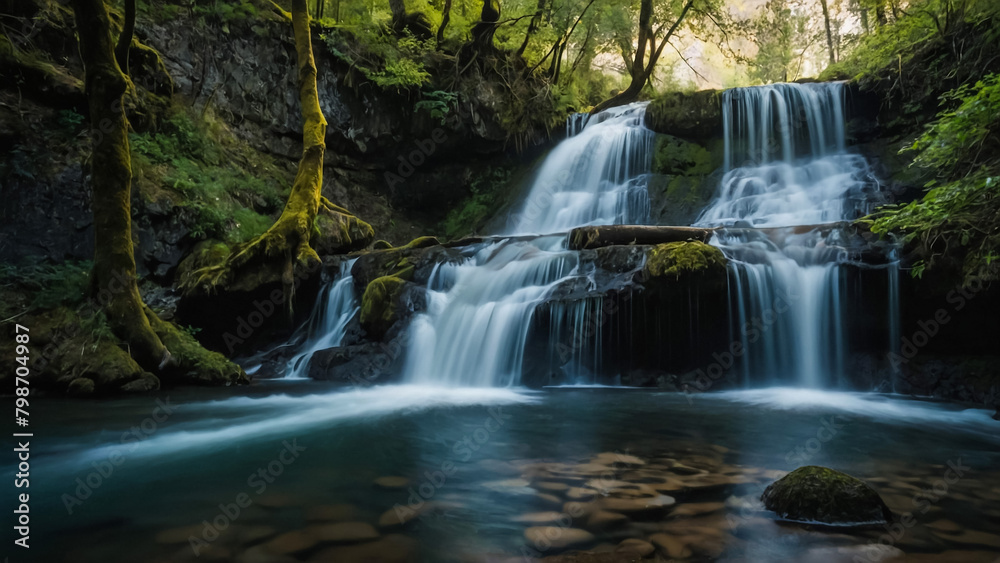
285,259,359,379
696,82,888,387
402,104,654,387
508,103,652,235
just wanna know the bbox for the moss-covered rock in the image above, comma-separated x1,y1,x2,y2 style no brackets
652,135,717,176
645,90,723,141
761,466,892,526
360,276,408,340
644,241,726,280
0,307,161,395
144,308,249,386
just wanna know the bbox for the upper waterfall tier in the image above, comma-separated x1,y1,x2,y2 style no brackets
722,82,847,169
507,103,653,235
697,82,878,229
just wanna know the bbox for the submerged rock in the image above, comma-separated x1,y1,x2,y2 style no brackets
761,466,892,526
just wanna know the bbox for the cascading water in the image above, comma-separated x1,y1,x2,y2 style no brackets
695,82,891,387
284,259,359,379
402,104,654,386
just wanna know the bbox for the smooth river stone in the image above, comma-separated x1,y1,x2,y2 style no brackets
616,538,655,557
233,525,278,545
566,487,598,500
592,452,646,467
935,529,1000,549
599,494,676,515
374,476,410,489
307,533,417,563
304,504,357,522
262,530,317,555
650,533,692,559
523,526,595,550
511,511,568,524
307,521,379,544
585,510,629,530
256,493,298,509
155,524,205,544
535,493,563,507
671,501,726,518
534,480,571,492
804,544,904,562
235,545,299,563
926,519,962,534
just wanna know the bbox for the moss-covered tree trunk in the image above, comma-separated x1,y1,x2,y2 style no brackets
71,0,168,370
180,0,372,307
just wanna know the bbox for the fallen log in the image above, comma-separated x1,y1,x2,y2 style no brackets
568,225,715,250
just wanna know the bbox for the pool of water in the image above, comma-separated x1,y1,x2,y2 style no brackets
14,384,1000,562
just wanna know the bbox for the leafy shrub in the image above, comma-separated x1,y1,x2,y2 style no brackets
867,74,1000,282
0,260,93,310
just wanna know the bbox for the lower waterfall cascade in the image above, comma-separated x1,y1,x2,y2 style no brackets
284,258,359,379
402,103,655,387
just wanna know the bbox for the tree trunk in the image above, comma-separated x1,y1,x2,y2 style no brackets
437,0,452,47
819,0,836,65
389,0,406,28
515,0,546,58
180,0,372,305
471,0,500,51
114,0,134,73
71,0,168,370
590,0,693,115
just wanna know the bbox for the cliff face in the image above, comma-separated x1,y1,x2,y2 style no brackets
0,1,547,272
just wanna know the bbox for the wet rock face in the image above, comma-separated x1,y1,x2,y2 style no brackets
644,90,723,141
761,465,892,526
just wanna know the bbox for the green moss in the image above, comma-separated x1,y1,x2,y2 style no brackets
373,240,394,250
653,135,717,177
145,308,249,386
360,275,407,340
645,90,722,140
130,105,292,245
645,241,726,279
403,236,441,249
0,259,92,310
761,466,892,525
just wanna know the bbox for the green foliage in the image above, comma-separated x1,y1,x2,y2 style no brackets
415,90,458,124
441,166,512,239
130,106,289,244
323,27,433,91
867,74,1000,282
740,0,809,84
0,259,92,310
56,109,85,133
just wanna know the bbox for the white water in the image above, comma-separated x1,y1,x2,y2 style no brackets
508,103,652,235
284,259,359,379
696,82,891,387
403,104,655,387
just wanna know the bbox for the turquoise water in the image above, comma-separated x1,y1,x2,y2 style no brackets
12,384,1000,562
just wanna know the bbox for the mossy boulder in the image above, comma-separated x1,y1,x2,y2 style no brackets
145,308,249,386
761,466,892,526
360,276,408,341
644,241,726,280
0,307,160,395
645,90,723,141
652,135,717,177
